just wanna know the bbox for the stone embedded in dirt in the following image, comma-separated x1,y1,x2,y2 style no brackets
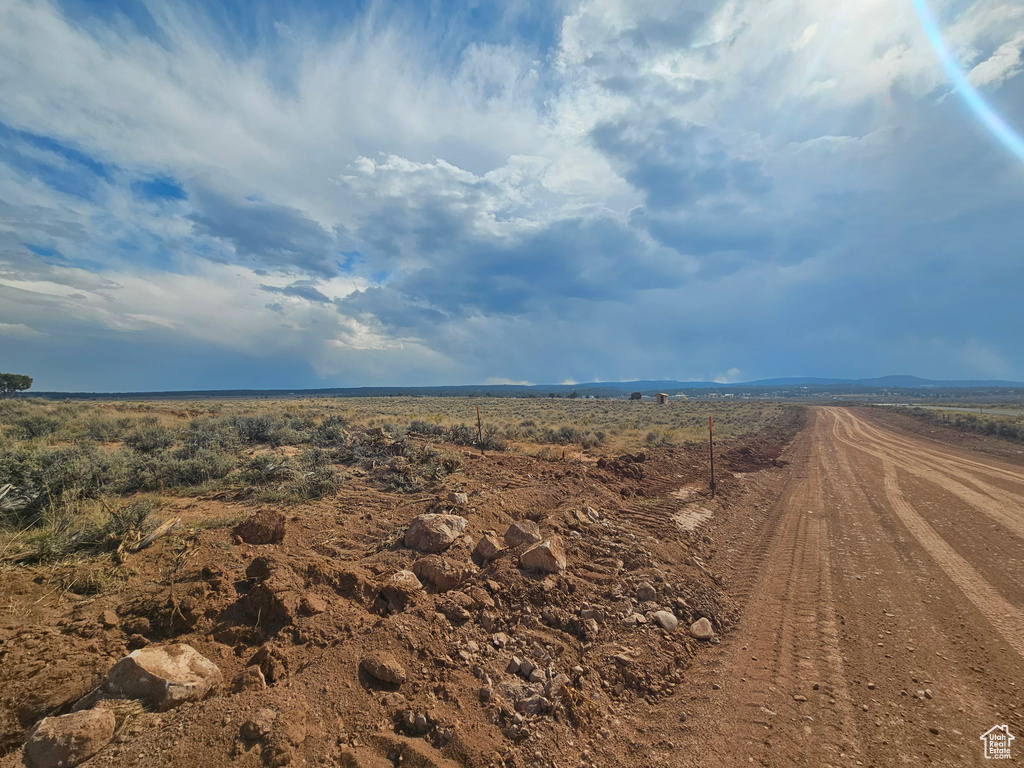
404,514,468,553
636,582,657,602
582,618,600,641
23,708,115,768
473,531,506,562
232,665,267,693
300,594,328,615
98,610,119,629
545,674,571,699
504,520,543,548
582,505,601,521
103,644,222,711
412,555,475,592
516,695,550,715
467,586,495,609
447,491,469,507
653,611,679,632
437,597,472,623
234,510,286,545
248,645,289,685
580,607,605,624
519,538,566,574
381,569,423,611
506,656,523,674
690,617,715,640
241,708,278,740
361,652,407,685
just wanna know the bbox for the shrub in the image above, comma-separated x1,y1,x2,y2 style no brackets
123,425,176,454
16,415,61,439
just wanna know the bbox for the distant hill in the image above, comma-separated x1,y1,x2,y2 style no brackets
31,374,1024,400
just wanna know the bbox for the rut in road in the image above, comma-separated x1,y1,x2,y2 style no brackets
675,406,1024,767
826,408,1024,660
830,409,1024,539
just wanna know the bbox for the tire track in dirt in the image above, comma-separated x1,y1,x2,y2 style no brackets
829,409,1024,544
827,409,1024,659
675,407,1024,766
674,412,861,767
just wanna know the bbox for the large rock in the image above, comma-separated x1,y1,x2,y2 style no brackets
23,709,115,768
404,514,468,553
690,617,715,640
361,653,407,685
473,531,506,562
412,556,475,592
519,538,566,574
652,611,678,632
234,510,286,545
103,644,222,711
504,520,542,548
636,582,657,603
381,570,423,611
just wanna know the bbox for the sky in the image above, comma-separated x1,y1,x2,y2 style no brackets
1,0,1023,391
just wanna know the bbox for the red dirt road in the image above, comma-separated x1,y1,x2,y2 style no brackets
674,407,1024,767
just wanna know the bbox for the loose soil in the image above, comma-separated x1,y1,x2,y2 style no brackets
3,405,1023,767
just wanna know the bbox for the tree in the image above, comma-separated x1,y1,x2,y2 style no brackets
0,373,32,397
568,390,579,399
630,391,643,401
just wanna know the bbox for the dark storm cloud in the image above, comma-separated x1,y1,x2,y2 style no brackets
186,186,344,277
591,118,772,210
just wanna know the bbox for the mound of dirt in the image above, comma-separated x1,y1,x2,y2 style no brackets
0,415,803,768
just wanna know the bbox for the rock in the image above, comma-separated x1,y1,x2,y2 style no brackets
582,618,600,640
241,708,278,740
98,610,119,629
519,538,566,574
232,665,267,693
300,594,328,615
582,505,601,521
653,611,678,632
23,709,115,768
636,582,657,602
447,492,469,508
793,694,808,702
248,645,289,685
404,514,468,553
381,570,422,611
504,521,543,548
412,556,475,592
467,586,495,609
103,644,222,711
519,659,536,677
528,669,545,683
545,674,571,699
437,598,472,623
516,695,550,715
690,617,715,640
580,607,605,624
361,653,407,685
234,510,286,545
506,656,523,675
473,531,506,562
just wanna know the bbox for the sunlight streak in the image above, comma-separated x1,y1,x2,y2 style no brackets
914,0,1024,164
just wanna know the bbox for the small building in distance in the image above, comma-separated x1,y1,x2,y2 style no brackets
656,393,669,404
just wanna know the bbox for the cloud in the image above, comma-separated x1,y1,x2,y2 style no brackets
0,0,1022,390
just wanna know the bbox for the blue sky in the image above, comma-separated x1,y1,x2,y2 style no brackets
1,0,1023,391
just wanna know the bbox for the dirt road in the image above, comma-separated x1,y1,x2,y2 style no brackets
674,406,1024,767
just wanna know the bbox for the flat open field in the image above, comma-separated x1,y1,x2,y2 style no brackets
2,400,1022,767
